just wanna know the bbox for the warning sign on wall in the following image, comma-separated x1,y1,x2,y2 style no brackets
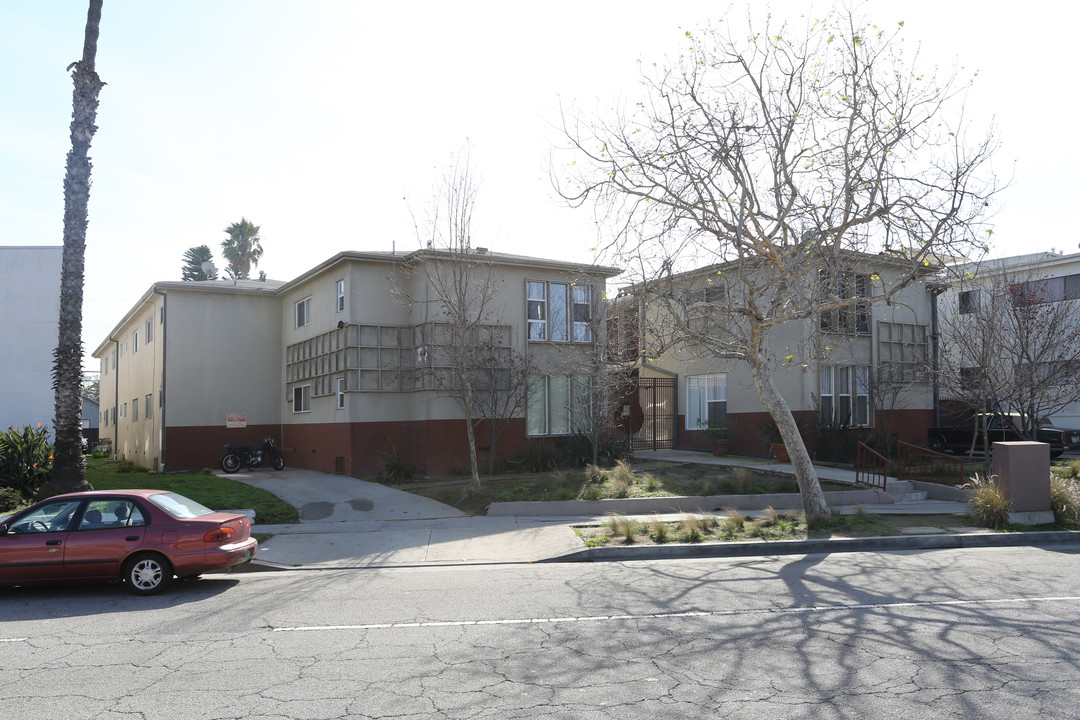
226,413,247,428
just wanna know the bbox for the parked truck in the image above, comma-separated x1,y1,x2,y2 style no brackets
927,413,1080,459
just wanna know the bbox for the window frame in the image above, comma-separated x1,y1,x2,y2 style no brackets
528,280,595,344
295,296,312,328
336,280,345,313
527,374,590,436
819,365,872,427
292,385,311,413
336,377,346,409
685,373,727,431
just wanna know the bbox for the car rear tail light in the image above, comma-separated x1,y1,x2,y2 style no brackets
204,526,236,542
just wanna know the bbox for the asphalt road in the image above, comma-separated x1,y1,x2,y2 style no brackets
4,545,1080,718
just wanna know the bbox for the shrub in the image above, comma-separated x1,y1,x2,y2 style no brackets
603,514,643,544
641,474,660,492
0,424,54,496
648,518,670,544
520,440,554,473
732,466,756,493
606,478,631,499
964,473,1012,530
377,442,414,483
0,486,27,513
1050,476,1080,525
577,483,604,501
584,464,606,484
612,459,634,484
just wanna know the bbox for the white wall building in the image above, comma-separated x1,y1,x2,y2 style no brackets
0,246,62,432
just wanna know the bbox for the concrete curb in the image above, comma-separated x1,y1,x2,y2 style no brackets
543,530,1080,563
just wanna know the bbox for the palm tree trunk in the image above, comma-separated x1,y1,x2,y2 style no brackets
38,0,104,499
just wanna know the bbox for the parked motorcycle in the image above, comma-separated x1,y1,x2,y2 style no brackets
221,437,285,473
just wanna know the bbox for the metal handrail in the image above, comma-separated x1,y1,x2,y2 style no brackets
855,441,888,490
896,441,967,486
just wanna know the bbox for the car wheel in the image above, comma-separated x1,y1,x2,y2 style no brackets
221,453,242,473
928,435,947,453
124,553,173,596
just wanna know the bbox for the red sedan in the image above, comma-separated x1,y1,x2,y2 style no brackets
0,490,258,595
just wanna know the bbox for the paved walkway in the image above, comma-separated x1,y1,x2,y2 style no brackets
224,456,985,570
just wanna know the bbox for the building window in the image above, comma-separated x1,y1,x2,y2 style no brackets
820,272,871,334
336,377,346,409
959,289,980,314
295,297,311,328
528,280,596,343
820,365,871,426
145,318,154,343
527,374,589,436
131,398,138,422
336,280,345,313
293,385,311,413
527,281,546,340
573,285,592,342
145,394,153,420
133,330,139,353
685,374,727,430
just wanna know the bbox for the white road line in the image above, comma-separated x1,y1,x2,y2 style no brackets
273,595,1080,633
0,638,28,642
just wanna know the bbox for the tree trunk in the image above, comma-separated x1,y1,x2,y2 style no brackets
462,381,481,487
39,0,104,501
747,354,831,521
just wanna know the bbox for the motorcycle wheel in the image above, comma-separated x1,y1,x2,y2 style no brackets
221,453,243,473
271,454,285,471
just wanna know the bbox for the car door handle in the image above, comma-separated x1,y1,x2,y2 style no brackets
46,540,62,546
125,536,140,541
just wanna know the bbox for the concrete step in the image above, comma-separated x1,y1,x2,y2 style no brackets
885,480,916,494
888,491,930,503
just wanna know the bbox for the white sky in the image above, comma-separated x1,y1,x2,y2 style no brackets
1,1,1076,369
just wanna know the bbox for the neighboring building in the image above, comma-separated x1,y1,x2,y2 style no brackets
82,396,100,448
940,250,1080,428
0,246,62,432
94,249,619,475
611,251,939,458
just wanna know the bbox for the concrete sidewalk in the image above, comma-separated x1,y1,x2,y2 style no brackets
223,463,1005,571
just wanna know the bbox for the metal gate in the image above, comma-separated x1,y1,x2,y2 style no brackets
631,377,676,451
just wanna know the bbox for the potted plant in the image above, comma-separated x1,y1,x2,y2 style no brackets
706,418,732,456
759,417,790,463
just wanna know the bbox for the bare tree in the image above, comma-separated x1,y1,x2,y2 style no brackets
40,0,104,499
396,148,525,485
939,264,1080,449
555,9,998,519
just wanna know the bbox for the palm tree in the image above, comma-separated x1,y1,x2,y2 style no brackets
38,0,104,499
221,218,263,280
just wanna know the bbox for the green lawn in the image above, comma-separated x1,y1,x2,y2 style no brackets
85,460,299,524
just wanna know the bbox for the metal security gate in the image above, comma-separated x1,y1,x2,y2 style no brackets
632,377,676,451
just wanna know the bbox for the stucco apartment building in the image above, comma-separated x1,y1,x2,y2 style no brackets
941,249,1080,428
94,249,619,475
613,250,939,457
0,246,62,432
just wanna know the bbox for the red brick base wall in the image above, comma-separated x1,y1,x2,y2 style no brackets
165,418,530,477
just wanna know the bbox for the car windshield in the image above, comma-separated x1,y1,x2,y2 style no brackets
148,492,215,519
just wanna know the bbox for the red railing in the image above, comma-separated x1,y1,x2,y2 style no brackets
896,441,967,486
855,442,888,490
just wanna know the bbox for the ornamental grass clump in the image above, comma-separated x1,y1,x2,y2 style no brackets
964,473,1012,530
612,459,634,484
648,518,671,544
604,513,643,544
1050,475,1080,525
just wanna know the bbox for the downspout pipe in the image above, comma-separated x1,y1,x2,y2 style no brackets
152,288,167,471
109,336,119,459
930,285,942,427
